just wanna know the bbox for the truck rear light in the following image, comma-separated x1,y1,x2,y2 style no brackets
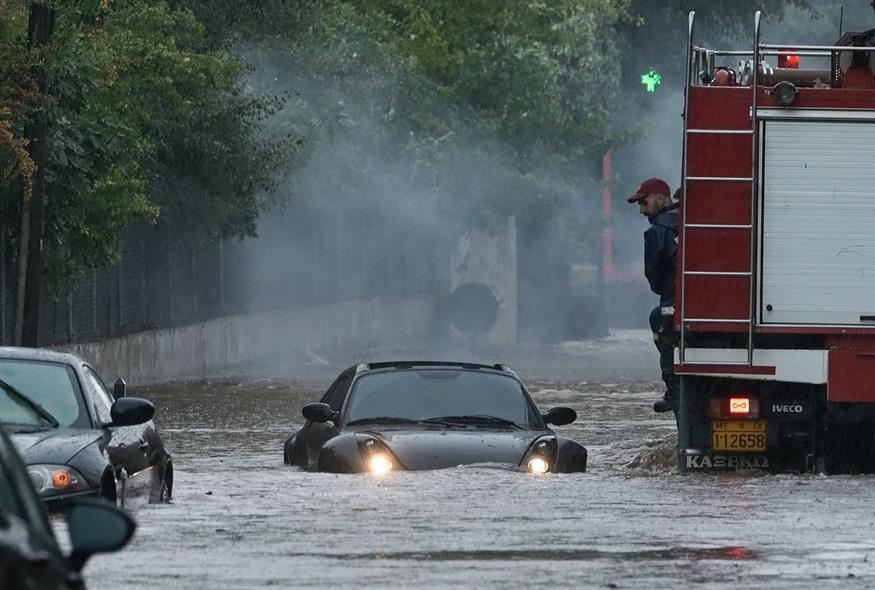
729,397,751,414
709,397,760,419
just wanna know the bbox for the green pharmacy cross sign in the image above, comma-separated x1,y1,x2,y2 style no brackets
641,69,662,93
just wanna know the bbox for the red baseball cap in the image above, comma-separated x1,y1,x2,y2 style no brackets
627,177,670,203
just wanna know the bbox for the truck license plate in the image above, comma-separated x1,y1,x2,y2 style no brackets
712,420,766,452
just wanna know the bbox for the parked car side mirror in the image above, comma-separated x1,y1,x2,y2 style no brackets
67,498,136,572
302,402,336,423
543,406,577,426
109,397,155,427
113,377,127,400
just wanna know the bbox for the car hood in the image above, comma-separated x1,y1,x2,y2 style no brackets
364,428,542,470
8,428,102,465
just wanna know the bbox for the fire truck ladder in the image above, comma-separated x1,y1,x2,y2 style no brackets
678,11,762,366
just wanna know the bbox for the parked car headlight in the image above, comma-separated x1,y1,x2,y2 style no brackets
27,464,90,496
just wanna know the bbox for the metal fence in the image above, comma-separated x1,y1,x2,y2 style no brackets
1,204,452,347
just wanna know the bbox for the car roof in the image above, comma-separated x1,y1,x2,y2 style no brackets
347,361,517,377
0,346,84,367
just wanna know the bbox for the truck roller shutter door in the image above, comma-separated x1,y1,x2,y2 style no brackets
761,120,875,326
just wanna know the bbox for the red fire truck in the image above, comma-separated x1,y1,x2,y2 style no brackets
675,11,875,473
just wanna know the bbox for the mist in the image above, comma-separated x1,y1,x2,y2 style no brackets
209,1,875,373
213,34,605,373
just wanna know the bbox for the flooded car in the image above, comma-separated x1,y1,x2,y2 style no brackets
0,424,137,590
283,361,587,474
0,347,173,508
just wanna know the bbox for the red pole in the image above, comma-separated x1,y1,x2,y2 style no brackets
601,150,614,282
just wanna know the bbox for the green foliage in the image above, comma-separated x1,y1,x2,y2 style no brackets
209,0,630,248
84,0,288,241
4,0,828,293
179,0,325,47
1,0,291,291
376,0,628,158
0,3,37,200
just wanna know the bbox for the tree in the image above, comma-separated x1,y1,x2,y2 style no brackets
0,2,37,198
0,0,293,344
192,1,630,243
19,2,55,346
43,1,289,262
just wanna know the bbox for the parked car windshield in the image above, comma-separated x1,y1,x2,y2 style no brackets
0,360,87,428
344,369,541,427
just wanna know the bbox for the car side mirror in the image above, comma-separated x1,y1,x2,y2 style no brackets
543,406,577,426
302,402,336,423
113,377,127,400
67,498,136,572
109,397,155,427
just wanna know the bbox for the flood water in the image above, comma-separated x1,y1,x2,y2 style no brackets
80,334,875,589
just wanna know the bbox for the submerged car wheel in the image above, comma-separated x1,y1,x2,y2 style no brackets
98,470,119,506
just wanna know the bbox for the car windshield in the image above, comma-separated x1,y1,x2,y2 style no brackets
0,360,86,428
343,369,541,428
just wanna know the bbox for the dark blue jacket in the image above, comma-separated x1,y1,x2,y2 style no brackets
644,203,679,308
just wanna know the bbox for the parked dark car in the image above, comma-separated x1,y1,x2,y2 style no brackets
0,347,172,508
284,361,587,474
0,424,136,589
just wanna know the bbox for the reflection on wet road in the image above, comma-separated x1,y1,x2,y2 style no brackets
83,376,875,589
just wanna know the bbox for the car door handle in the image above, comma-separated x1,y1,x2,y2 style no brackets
139,440,150,450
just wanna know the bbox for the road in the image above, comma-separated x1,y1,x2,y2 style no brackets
78,332,875,589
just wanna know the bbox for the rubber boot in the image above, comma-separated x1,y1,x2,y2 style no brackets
651,309,679,414
653,392,678,413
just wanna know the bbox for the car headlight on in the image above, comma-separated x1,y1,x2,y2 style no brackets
27,464,90,496
366,452,394,475
355,435,400,475
527,457,549,474
522,436,557,474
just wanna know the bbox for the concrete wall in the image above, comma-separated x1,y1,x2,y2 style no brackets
61,295,436,384
449,217,517,345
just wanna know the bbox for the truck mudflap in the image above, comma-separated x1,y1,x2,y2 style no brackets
680,449,770,471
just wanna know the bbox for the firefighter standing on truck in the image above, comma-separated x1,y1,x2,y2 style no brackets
627,177,680,413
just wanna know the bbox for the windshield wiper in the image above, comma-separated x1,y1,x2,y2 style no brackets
345,416,421,426
345,416,459,427
0,378,59,428
426,415,524,429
